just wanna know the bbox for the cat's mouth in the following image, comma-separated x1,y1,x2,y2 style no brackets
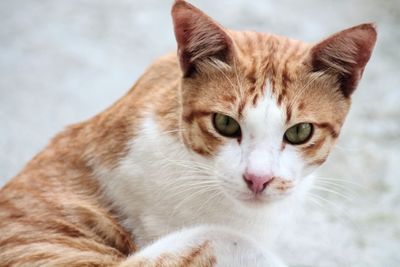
239,191,292,206
237,179,295,206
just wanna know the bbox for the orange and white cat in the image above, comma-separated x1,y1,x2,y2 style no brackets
0,1,376,266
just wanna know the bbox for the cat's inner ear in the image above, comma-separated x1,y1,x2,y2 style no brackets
310,23,377,97
171,0,234,77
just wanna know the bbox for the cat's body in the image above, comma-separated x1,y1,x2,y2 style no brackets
0,1,376,266
97,52,299,247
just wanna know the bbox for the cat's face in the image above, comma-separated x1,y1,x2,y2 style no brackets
172,0,376,206
179,48,349,206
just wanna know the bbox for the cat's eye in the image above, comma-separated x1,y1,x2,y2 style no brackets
213,113,241,138
284,123,313,145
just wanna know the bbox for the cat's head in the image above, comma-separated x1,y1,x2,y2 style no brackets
171,0,376,206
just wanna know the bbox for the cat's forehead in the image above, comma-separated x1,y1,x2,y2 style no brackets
182,31,349,127
232,31,310,71
232,32,310,98
227,31,349,124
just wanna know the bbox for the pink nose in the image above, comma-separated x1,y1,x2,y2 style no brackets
243,173,274,193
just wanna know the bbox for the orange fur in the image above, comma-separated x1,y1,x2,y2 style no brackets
0,0,376,266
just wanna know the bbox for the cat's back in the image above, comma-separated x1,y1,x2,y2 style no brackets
0,52,181,266
129,53,181,99
0,51,181,222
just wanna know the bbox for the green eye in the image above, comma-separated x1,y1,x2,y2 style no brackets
284,123,313,145
213,113,241,138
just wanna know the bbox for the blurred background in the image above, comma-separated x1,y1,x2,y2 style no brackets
0,0,399,266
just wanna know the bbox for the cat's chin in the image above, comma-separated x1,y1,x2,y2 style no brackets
236,192,291,208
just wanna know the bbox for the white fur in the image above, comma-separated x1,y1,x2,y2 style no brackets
214,87,308,204
97,85,316,266
127,225,287,267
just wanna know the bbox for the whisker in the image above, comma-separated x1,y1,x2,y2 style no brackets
311,185,355,202
313,180,361,195
306,192,364,237
315,176,369,190
195,188,224,216
306,196,325,209
171,186,218,216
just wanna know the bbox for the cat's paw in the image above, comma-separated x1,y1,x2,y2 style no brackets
120,225,287,267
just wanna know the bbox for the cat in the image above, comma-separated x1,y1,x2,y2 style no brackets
0,0,376,266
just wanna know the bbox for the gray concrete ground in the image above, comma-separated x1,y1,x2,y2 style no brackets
1,0,399,266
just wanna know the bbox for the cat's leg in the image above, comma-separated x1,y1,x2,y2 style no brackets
120,225,287,267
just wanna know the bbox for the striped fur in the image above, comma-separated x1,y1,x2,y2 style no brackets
0,0,376,266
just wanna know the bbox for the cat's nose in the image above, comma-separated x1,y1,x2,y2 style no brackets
243,173,274,194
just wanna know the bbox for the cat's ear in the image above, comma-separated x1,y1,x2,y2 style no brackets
310,23,377,97
171,0,234,77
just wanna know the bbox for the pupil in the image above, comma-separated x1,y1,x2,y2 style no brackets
224,117,229,126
